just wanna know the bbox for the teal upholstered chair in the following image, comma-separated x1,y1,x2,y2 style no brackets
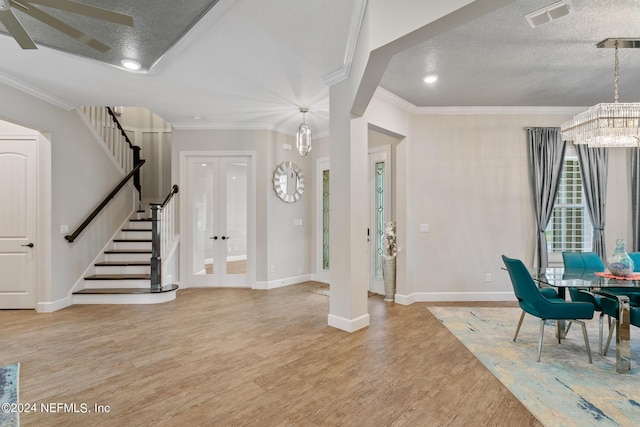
597,292,640,357
502,255,594,363
562,252,607,354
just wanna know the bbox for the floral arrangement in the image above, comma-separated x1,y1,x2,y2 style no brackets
383,221,397,257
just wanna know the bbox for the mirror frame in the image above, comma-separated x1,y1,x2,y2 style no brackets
273,161,305,203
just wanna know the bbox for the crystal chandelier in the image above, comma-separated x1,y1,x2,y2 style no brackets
561,38,640,147
296,107,312,156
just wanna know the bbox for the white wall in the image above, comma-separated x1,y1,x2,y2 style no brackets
362,93,633,302
0,82,134,308
171,128,313,287
405,112,631,301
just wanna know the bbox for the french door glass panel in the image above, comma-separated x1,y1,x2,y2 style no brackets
226,162,247,275
190,157,248,286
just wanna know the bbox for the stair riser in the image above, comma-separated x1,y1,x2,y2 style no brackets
104,253,151,262
127,221,152,230
113,241,152,251
120,230,152,238
84,279,151,289
94,265,150,275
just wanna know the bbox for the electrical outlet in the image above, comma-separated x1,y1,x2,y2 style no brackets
60,224,69,234
270,265,275,273
485,273,492,282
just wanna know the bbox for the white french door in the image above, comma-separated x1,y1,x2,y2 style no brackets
187,156,250,287
369,146,391,295
0,138,37,308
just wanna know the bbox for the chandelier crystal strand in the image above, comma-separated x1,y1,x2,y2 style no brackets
296,107,312,156
560,38,640,147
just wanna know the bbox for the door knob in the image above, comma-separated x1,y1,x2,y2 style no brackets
21,243,34,248
209,236,218,240
221,236,230,240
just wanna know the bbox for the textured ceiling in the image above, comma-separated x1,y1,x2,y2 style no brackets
1,0,640,138
0,0,220,70
381,0,640,107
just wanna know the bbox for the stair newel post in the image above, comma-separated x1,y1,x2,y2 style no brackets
150,204,162,292
132,146,142,208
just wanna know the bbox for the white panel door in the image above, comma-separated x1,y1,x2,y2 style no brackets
0,139,37,308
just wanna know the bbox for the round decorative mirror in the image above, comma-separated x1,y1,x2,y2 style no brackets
273,161,304,203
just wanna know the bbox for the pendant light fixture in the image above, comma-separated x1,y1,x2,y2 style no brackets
561,38,640,147
296,107,312,156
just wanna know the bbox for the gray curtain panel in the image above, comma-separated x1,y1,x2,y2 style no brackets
576,145,608,260
528,127,566,270
631,148,640,251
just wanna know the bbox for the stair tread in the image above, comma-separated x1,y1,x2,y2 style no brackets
113,239,152,242
95,261,151,266
129,218,152,222
121,228,152,232
85,274,151,280
74,285,178,295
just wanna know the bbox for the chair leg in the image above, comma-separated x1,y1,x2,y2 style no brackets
537,319,545,362
513,310,526,342
579,320,593,364
598,312,604,355
603,320,616,356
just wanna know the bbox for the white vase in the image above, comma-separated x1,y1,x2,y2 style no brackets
382,255,396,301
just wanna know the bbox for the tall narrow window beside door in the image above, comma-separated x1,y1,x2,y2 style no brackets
322,170,330,270
374,162,385,279
545,157,593,252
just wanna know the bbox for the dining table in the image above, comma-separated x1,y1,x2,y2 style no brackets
535,267,640,374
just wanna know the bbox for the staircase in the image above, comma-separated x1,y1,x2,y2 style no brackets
72,210,178,304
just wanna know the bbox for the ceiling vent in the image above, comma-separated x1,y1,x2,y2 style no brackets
525,0,573,28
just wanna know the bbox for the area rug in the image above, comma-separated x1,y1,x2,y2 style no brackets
0,363,19,427
428,307,640,427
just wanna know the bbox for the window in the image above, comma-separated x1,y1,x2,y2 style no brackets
545,157,593,253
322,170,330,270
374,162,385,279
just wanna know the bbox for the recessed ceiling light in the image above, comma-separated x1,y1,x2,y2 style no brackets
423,74,439,84
121,59,141,71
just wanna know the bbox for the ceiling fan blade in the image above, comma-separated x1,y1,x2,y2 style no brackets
0,8,37,48
24,0,133,26
13,1,110,52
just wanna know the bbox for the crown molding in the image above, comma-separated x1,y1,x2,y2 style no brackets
374,86,419,113
171,121,329,139
171,122,279,131
322,0,367,86
0,72,76,111
373,87,587,116
413,106,587,115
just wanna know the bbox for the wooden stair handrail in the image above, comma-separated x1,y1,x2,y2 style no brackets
160,185,179,208
65,160,146,243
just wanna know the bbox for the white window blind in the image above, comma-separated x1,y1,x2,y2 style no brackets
545,157,593,253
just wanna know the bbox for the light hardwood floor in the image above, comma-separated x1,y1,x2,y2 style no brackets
2,282,541,426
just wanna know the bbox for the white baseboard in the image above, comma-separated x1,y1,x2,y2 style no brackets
395,291,516,305
37,296,71,312
72,291,177,305
253,274,312,290
327,313,370,332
